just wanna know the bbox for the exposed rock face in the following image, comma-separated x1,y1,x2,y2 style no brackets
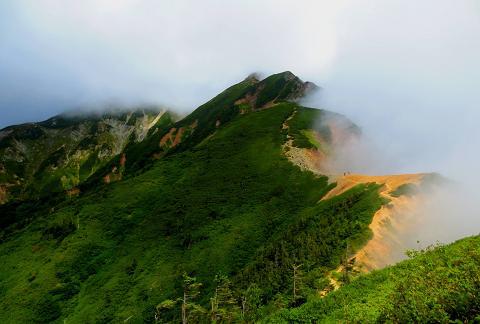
0,108,171,203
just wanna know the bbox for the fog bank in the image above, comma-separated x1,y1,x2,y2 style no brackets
303,1,480,250
0,0,342,127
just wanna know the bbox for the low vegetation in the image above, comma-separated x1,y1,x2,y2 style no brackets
265,235,480,323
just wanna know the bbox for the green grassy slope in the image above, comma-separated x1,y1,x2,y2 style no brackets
0,99,384,323
3,72,474,324
92,71,313,179
265,235,480,323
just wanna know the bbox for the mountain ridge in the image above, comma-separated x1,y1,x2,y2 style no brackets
0,71,468,323
0,71,320,205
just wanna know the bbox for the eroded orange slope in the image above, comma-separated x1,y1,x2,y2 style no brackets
323,173,426,271
281,109,430,273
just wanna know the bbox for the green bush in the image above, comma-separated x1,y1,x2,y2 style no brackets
265,236,480,323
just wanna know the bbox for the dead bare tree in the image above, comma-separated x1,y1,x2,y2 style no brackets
292,263,303,301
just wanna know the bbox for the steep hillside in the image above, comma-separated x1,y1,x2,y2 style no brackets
92,72,318,181
0,72,319,206
0,71,465,323
280,108,443,276
265,235,480,323
0,73,390,323
324,173,428,272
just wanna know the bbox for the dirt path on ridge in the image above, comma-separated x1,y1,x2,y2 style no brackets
280,112,428,294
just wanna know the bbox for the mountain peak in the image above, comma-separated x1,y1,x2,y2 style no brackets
243,71,318,108
276,70,296,79
244,72,260,83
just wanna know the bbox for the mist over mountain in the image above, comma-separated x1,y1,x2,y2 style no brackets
2,0,478,192
1,1,479,323
0,70,478,322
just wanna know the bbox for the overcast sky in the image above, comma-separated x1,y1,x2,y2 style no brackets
0,0,343,127
1,1,479,180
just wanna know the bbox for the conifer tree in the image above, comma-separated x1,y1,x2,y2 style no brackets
210,274,239,322
156,272,205,323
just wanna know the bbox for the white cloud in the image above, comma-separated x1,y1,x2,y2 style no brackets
1,0,479,182
0,0,345,125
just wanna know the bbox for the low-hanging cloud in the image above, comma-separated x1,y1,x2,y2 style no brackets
302,0,480,251
0,0,343,127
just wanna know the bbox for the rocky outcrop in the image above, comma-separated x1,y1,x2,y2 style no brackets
0,108,171,203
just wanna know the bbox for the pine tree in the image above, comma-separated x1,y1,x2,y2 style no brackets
342,243,357,284
239,284,262,322
181,273,205,324
156,272,205,323
210,274,239,322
